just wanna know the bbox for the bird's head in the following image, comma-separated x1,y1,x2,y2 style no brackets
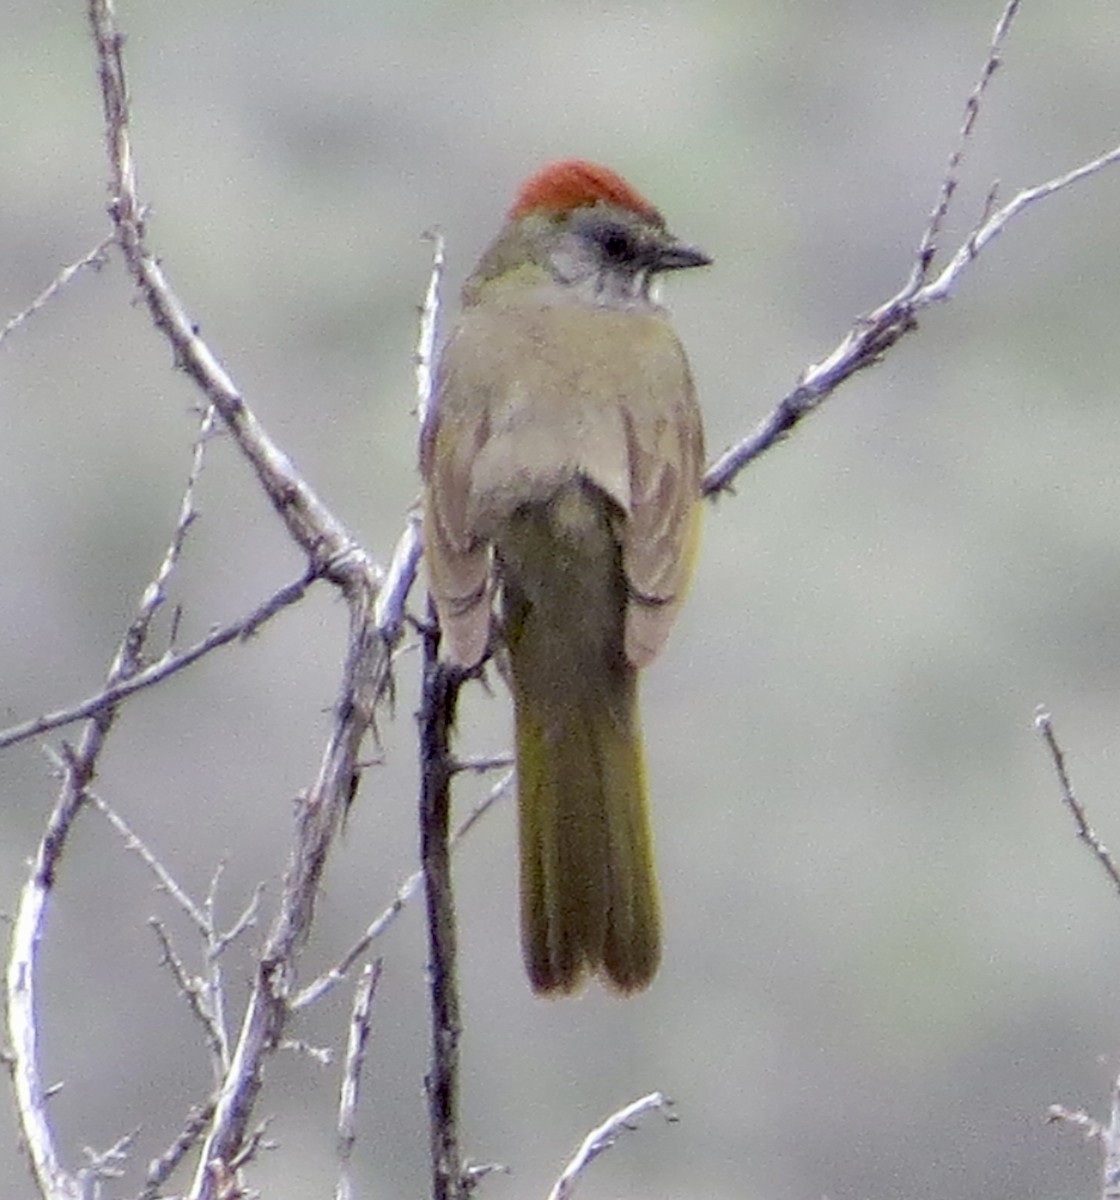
464,159,711,309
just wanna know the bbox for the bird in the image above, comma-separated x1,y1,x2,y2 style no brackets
421,159,709,994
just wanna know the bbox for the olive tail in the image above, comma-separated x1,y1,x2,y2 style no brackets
500,481,660,995
513,671,659,993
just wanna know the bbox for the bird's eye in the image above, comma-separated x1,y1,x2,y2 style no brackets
596,224,635,263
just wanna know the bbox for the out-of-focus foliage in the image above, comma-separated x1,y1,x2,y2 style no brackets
3,3,1120,1198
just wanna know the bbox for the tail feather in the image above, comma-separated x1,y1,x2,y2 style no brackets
513,648,659,995
500,480,661,994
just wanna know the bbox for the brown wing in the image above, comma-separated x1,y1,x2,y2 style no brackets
619,354,704,669
423,299,703,671
420,338,494,669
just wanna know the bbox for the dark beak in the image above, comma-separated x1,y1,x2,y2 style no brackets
653,241,712,272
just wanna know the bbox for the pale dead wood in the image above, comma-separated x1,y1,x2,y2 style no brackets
546,1092,675,1200
703,0,1120,496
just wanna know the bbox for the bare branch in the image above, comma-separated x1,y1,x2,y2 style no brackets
0,237,114,345
1039,709,1120,1199
1048,1104,1104,1140
419,622,469,1200
369,232,442,677
451,754,515,775
138,1101,216,1200
56,11,418,1194
278,1038,333,1067
1035,708,1120,897
89,790,266,1089
1047,1031,1120,1199
79,1129,138,1190
373,511,424,649
91,793,210,932
416,230,446,429
1106,1075,1120,1200
292,769,513,1011
0,570,316,752
702,2,1120,496
909,0,1021,289
141,402,218,636
226,1117,276,1172
8,712,124,1199
86,0,378,597
187,583,384,1199
4,338,185,1198
210,882,265,960
920,140,1120,305
150,920,231,1077
546,1092,675,1200
335,960,382,1200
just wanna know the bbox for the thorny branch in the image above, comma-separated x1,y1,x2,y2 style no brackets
6,387,222,1200
185,584,384,1200
419,614,470,1200
546,1092,675,1200
335,960,383,1200
413,208,473,1200
4,4,415,1198
702,0,1120,495
5,0,1120,1198
907,0,1020,290
1035,711,1120,1200
0,570,317,752
138,1102,217,1200
87,0,376,598
1035,709,1120,898
0,236,114,345
292,769,513,1011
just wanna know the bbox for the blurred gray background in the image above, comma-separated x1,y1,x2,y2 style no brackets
4,1,1120,1197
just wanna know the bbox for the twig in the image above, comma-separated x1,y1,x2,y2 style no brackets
291,770,513,1011
90,793,209,932
1038,710,1120,1198
278,1038,332,1066
91,789,266,1085
86,0,377,597
908,0,1020,288
138,1101,216,1200
416,229,446,428
1047,1104,1103,1140
919,140,1120,305
1107,1076,1120,1200
369,229,444,685
1034,708,1120,897
372,510,424,652
4,278,205,1200
546,1092,675,1200
335,960,382,1200
0,569,316,752
8,631,133,1200
144,402,218,634
0,236,114,345
414,189,471,1200
187,586,383,1200
419,615,469,1200
79,1129,137,1189
702,2,1120,496
452,754,514,775
150,920,231,1077
210,881,265,961
1046,1042,1120,1199
226,1117,275,1171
